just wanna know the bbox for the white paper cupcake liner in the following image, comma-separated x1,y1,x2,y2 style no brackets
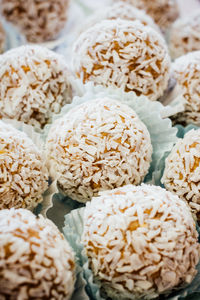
46,182,84,232
63,208,104,300
2,118,43,150
69,78,186,118
63,207,200,300
70,264,89,300
3,20,26,51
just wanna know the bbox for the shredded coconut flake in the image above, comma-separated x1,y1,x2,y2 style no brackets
115,0,179,31
46,98,152,203
1,0,69,43
83,184,200,300
0,45,72,129
169,11,200,59
171,51,200,125
0,208,75,299
81,2,160,34
72,19,170,101
0,121,48,210
162,129,200,220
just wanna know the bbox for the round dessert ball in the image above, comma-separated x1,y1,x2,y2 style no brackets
0,45,72,129
82,2,160,34
115,0,179,31
162,129,200,220
0,208,75,299
46,98,152,203
171,51,200,125
72,19,170,101
0,0,70,43
169,12,200,59
0,121,48,210
0,20,5,53
83,184,200,299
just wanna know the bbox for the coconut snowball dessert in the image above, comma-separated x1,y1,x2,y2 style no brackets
0,121,48,210
116,0,179,31
72,19,170,101
83,184,200,299
171,51,200,126
0,0,70,43
162,129,200,220
82,2,160,34
169,12,200,59
0,20,5,53
0,45,72,129
0,208,75,299
46,98,152,203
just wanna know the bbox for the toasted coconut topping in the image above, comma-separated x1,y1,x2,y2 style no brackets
170,12,200,59
0,45,72,129
82,2,160,34
46,98,152,202
72,19,170,101
1,0,69,43
83,184,200,300
0,208,75,299
172,51,200,125
162,129,200,219
115,0,179,30
0,121,48,210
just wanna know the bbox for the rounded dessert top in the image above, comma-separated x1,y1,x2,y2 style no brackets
162,129,200,219
46,97,152,202
1,0,70,43
0,45,72,129
115,0,179,31
172,51,200,125
170,12,200,59
0,208,75,299
73,19,170,101
0,120,48,210
82,1,160,34
83,183,200,299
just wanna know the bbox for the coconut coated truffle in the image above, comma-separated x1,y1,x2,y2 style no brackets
82,2,160,34
73,19,170,101
116,0,179,31
1,0,70,43
169,12,200,59
0,208,75,299
83,184,200,300
162,129,200,220
0,45,72,129
171,51,200,125
46,98,152,202
0,121,48,210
